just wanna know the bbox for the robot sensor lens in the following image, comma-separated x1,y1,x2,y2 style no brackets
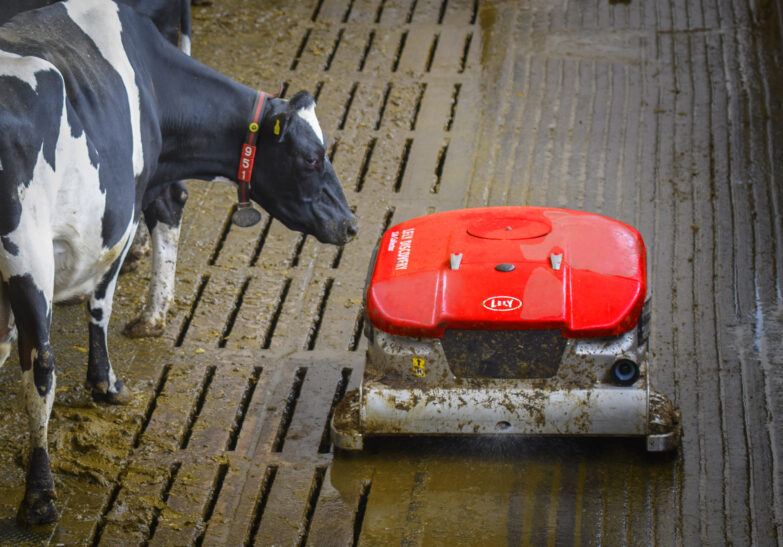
611,359,640,386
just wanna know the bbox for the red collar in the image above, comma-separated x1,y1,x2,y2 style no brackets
237,90,267,188
233,91,267,227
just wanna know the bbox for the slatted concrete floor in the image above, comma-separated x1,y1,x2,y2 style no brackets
1,0,782,545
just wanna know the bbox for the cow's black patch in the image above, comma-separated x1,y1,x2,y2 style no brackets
0,1,57,24
26,447,54,489
86,248,128,390
89,306,103,323
288,90,315,110
6,274,53,386
0,4,138,249
0,70,63,238
0,71,62,170
87,321,110,388
143,180,188,232
1,235,18,255
0,181,21,238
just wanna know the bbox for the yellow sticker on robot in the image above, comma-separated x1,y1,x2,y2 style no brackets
274,119,281,135
412,357,426,377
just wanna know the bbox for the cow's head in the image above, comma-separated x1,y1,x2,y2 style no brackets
250,90,357,245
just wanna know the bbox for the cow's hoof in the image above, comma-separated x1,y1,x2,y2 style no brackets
123,317,165,338
17,490,58,526
92,381,132,405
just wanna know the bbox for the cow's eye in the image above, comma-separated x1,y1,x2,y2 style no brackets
310,157,321,170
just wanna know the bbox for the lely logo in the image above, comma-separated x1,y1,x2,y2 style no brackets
482,296,522,312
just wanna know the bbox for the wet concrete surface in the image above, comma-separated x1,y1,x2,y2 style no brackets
1,0,782,544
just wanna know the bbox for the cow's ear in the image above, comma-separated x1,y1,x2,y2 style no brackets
267,112,291,142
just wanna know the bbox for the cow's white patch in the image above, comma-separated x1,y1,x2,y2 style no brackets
180,34,191,56
0,145,57,305
88,230,134,396
136,222,180,328
64,0,145,177
297,103,324,145
0,68,134,304
21,368,56,448
88,222,135,331
0,49,55,90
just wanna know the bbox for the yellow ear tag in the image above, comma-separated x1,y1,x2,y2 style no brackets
274,119,281,135
249,122,259,133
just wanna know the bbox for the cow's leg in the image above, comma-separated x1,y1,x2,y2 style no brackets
124,182,188,338
7,273,58,525
87,254,132,404
120,221,151,274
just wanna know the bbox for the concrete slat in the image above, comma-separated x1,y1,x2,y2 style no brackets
253,218,305,271
309,279,364,352
346,0,382,23
291,236,341,274
49,478,107,546
504,54,547,207
316,0,351,22
376,0,415,27
413,78,454,132
296,28,343,74
356,458,422,545
282,360,345,454
396,25,437,74
234,365,302,457
415,460,522,545
136,362,209,453
149,460,220,547
328,26,373,75
307,463,373,547
180,271,245,350
225,272,290,351
396,134,447,198
341,81,388,141
410,0,444,24
441,0,477,26
267,273,332,352
213,211,271,270
185,364,253,454
98,457,173,546
429,26,471,74
201,461,273,546
333,134,378,193
354,135,408,194
177,181,235,270
543,57,581,210
254,464,323,546
361,28,405,74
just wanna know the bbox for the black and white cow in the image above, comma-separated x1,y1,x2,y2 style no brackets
1,0,191,52
1,0,193,337
0,0,356,525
